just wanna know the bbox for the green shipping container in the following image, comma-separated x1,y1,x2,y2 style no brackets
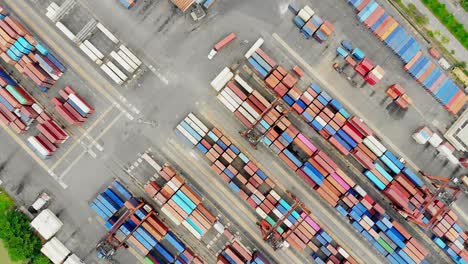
144,256,155,264
377,237,394,254
6,85,28,105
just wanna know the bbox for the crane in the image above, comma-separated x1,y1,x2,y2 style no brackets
257,191,309,250
240,97,291,149
97,199,155,259
403,173,466,230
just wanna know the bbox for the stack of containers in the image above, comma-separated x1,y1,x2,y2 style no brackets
0,67,40,133
211,60,437,263
90,180,203,264
50,86,94,126
217,241,257,264
119,0,138,9
144,163,216,239
364,65,385,86
32,118,69,158
0,6,66,91
292,5,334,43
176,114,359,263
245,47,277,79
386,84,412,109
347,0,466,115
241,40,467,263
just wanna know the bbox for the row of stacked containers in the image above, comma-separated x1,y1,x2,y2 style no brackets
346,0,466,115
229,41,467,263
212,61,432,264
217,241,268,264
143,163,217,240
0,66,71,159
292,5,334,43
176,114,360,264
90,180,203,264
0,5,66,92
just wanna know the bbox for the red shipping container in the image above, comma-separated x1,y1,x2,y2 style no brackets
348,116,373,136
37,123,60,144
4,17,30,36
43,120,68,140
328,136,350,155
0,20,19,39
0,89,20,108
255,48,277,68
352,149,374,169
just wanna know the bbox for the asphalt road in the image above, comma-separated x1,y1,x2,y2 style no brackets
0,0,464,263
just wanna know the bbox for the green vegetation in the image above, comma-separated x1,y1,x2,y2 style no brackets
0,190,49,264
462,0,468,12
407,3,429,25
421,0,468,49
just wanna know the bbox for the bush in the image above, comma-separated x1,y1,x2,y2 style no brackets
31,254,51,264
0,210,42,262
421,0,468,49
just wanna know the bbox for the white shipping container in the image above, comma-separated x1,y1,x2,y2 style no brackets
234,74,253,94
167,181,178,192
284,219,293,228
28,137,50,157
211,67,232,91
41,238,70,264
97,23,119,44
31,209,63,240
363,138,383,157
298,9,312,22
119,45,142,66
241,101,260,119
46,10,56,20
338,247,350,258
255,207,267,219
184,117,206,137
106,61,128,81
110,51,134,73
272,208,283,219
32,103,44,114
224,87,243,106
238,106,256,124
270,190,281,201
303,91,314,102
100,64,123,85
49,2,60,11
303,6,315,17
55,22,75,41
315,116,327,128
188,113,208,133
182,220,202,239
141,153,162,172
220,90,240,108
366,136,387,153
245,38,264,59
217,94,236,112
117,50,138,70
79,43,101,64
161,206,181,225
354,185,367,197
63,254,84,264
68,94,91,115
176,124,198,145
429,133,443,147
83,40,104,59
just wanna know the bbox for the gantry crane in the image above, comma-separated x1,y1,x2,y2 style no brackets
257,191,309,250
402,172,466,230
96,199,155,259
240,97,291,149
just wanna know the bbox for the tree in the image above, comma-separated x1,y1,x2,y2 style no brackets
31,254,51,264
0,210,42,262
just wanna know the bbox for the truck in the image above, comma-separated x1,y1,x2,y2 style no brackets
208,33,236,60
28,192,51,214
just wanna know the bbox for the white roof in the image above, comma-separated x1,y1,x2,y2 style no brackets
41,237,70,264
31,209,63,240
429,133,443,147
64,254,85,264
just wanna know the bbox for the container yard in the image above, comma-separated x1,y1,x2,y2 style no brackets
0,0,466,264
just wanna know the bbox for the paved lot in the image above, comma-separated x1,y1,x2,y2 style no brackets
0,0,464,263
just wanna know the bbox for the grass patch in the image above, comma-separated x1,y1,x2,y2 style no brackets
421,0,468,49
